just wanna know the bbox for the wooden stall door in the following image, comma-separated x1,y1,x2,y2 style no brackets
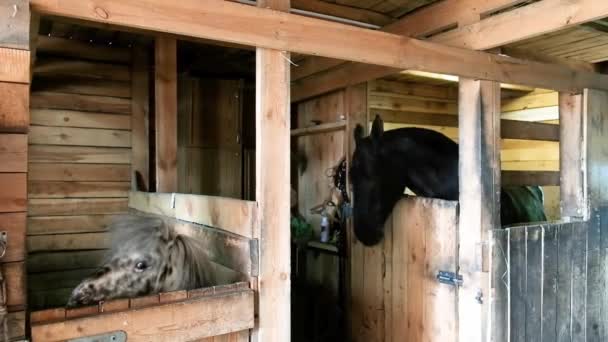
178,78,244,198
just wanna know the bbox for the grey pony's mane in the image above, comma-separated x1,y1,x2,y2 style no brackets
105,214,216,290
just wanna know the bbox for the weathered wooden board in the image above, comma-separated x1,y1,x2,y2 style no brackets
0,48,29,83
29,126,132,147
31,91,132,114
28,181,130,198
28,250,107,273
30,109,131,130
27,232,110,252
28,198,128,216
0,212,26,263
31,285,254,342
131,45,150,191
129,191,256,238
36,35,131,64
29,145,131,164
27,215,117,235
0,82,29,133
3,261,26,310
32,76,131,98
34,57,131,82
0,173,26,212
29,163,131,181
0,0,30,50
0,134,27,172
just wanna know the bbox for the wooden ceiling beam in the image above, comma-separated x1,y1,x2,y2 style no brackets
30,0,608,95
292,0,608,101
290,0,394,27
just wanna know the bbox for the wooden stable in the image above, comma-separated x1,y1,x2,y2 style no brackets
0,0,607,341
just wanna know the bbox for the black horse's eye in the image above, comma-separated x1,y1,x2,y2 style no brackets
134,261,148,272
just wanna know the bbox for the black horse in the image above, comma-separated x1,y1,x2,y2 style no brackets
350,115,547,246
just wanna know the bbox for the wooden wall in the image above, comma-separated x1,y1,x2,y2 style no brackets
368,79,561,220
27,36,133,309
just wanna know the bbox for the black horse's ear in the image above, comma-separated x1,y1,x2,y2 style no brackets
354,124,364,145
370,115,384,141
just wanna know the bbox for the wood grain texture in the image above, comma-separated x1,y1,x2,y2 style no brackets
0,0,30,50
31,91,132,114
28,181,130,198
0,133,27,172
27,214,117,235
155,36,178,192
36,35,131,64
31,288,255,342
29,163,130,181
0,82,29,133
31,76,131,98
28,198,128,216
30,109,131,130
131,45,150,191
34,57,131,81
0,47,29,83
27,250,107,273
0,212,26,263
559,92,585,218
3,261,26,309
29,126,131,147
29,145,131,164
0,173,26,212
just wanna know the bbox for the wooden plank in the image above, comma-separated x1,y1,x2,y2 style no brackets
29,0,608,96
27,215,116,235
28,198,128,216
490,228,509,342
29,163,131,181
0,82,28,133
585,88,608,208
29,145,131,164
155,36,178,193
28,268,97,291
0,0,30,50
525,226,543,342
29,126,131,147
28,181,130,198
36,35,131,64
27,232,110,251
0,47,29,83
501,119,559,141
0,134,27,172
458,79,501,342
31,308,66,324
30,109,131,130
31,76,132,98
585,215,602,342
3,261,25,309
131,45,150,191
0,212,25,263
0,173,26,212
290,0,393,27
254,0,291,332
541,224,559,342
290,121,346,137
7,311,25,340
27,250,107,273
509,228,526,342
31,91,132,114
369,93,458,114
556,223,573,342
559,92,585,218
571,222,588,342
501,171,560,186
34,57,131,82
29,288,74,310
127,191,175,217
31,289,255,342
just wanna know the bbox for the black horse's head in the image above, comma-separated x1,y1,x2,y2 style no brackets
350,115,391,246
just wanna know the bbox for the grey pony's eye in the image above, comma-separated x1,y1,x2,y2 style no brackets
134,261,148,272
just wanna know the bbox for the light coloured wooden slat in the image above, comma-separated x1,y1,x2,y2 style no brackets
28,198,128,216
369,94,458,114
29,145,131,164
31,109,131,130
458,79,501,342
27,232,110,252
290,121,345,137
0,213,26,263
131,45,150,191
29,126,131,147
31,91,132,114
128,191,256,238
0,134,27,172
29,0,608,96
3,261,26,309
31,288,255,342
31,76,132,98
0,0,30,50
29,163,130,181
28,214,117,235
0,173,26,213
0,82,29,133
28,181,130,198
155,36,178,193
0,48,29,83
559,92,585,218
502,92,558,112
36,35,132,64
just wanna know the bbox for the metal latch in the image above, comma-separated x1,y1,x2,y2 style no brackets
436,271,463,287
67,331,127,342
0,231,7,258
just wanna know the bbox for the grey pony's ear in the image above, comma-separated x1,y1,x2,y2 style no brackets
370,115,384,142
354,124,364,146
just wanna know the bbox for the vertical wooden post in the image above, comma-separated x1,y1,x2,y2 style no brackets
254,0,290,341
132,44,150,191
458,79,501,342
559,92,585,219
344,83,368,342
154,36,177,192
0,0,30,339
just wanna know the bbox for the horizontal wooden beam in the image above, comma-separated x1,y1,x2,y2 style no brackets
291,0,608,101
31,283,254,341
291,121,346,137
128,191,256,238
30,0,608,95
501,170,560,186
